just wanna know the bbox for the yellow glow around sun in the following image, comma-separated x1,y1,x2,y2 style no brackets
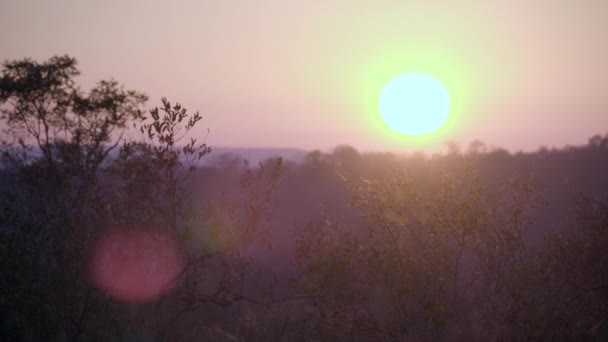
343,47,473,148
289,37,478,149
379,73,450,135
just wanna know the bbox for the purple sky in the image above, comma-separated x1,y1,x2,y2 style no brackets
1,0,607,153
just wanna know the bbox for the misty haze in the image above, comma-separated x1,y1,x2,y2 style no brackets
2,1,608,341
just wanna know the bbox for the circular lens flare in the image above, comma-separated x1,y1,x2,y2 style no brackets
379,73,450,135
90,228,184,303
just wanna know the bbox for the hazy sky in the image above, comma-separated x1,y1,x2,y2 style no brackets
1,0,607,153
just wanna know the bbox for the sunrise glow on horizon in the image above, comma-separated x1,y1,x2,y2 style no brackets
1,1,607,152
2,2,608,340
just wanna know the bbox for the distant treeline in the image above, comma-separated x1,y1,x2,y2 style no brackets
1,55,607,341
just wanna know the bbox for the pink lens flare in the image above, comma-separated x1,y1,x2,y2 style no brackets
90,227,185,303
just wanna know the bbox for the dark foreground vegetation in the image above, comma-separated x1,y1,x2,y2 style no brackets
1,56,607,341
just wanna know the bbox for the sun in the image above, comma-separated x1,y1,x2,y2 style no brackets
379,73,450,135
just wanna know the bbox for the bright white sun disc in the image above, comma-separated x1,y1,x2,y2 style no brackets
379,73,450,135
